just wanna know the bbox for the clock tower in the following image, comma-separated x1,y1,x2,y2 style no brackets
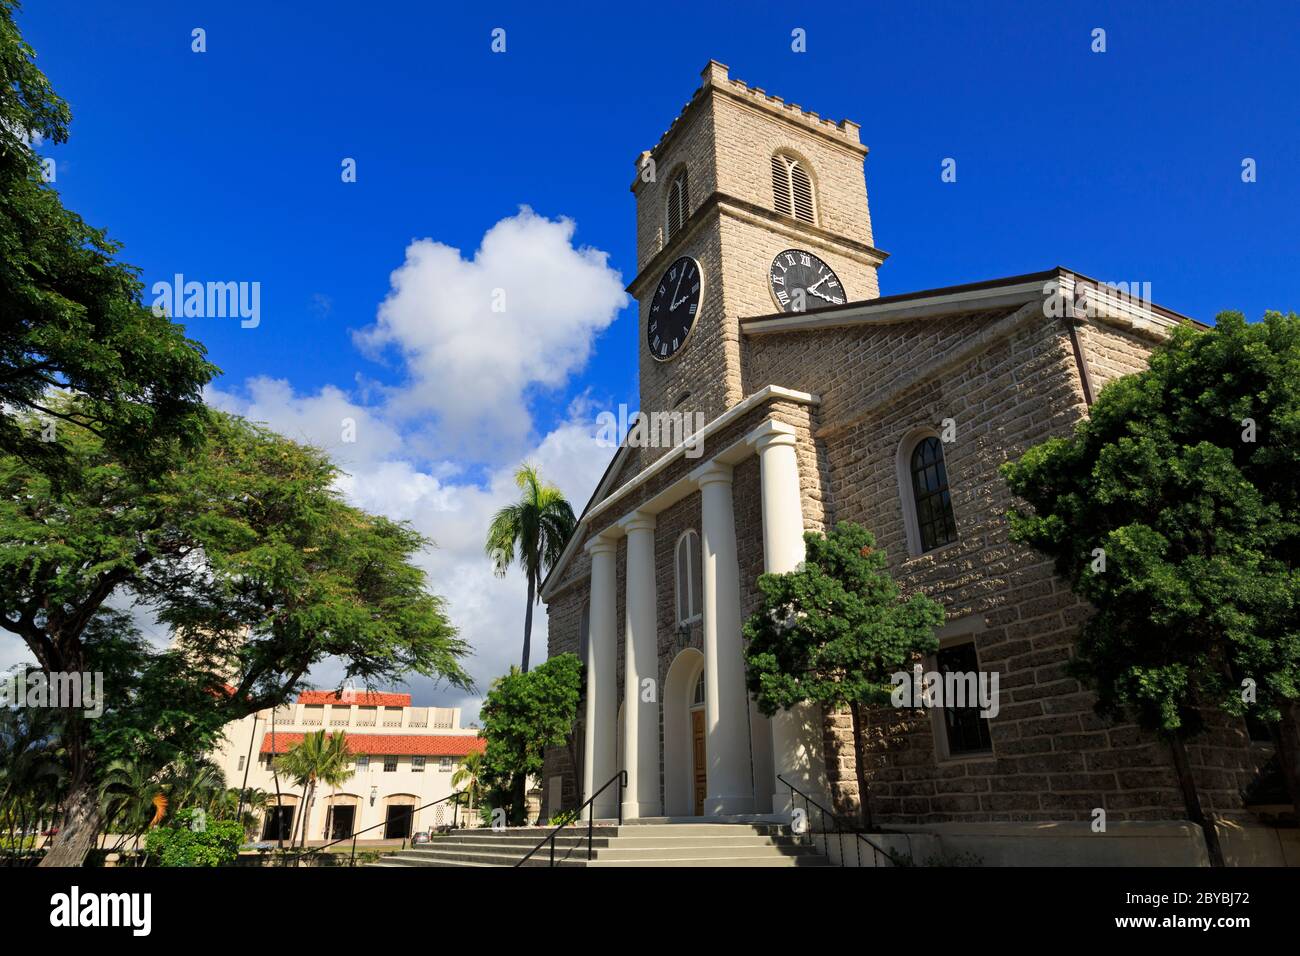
628,60,887,460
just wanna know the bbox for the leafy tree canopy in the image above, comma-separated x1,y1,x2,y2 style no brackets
744,521,945,715
1002,311,1300,736
478,654,582,805
0,397,472,862
0,0,216,476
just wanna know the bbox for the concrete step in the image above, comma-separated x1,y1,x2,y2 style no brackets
590,855,831,867
368,819,831,868
591,844,822,862
382,848,589,867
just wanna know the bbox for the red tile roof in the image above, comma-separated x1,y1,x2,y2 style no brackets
297,690,412,707
261,732,485,757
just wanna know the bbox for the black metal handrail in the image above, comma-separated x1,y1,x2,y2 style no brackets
514,770,626,867
777,774,912,867
276,791,465,867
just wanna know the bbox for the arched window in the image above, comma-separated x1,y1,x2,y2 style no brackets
771,153,816,224
692,672,705,708
665,169,690,244
909,437,957,553
578,601,590,665
675,530,703,625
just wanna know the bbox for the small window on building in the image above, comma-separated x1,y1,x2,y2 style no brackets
910,436,958,552
383,756,398,773
356,755,369,770
665,169,690,244
692,672,705,708
937,641,992,756
439,757,454,772
412,756,425,772
237,755,245,772
676,530,703,625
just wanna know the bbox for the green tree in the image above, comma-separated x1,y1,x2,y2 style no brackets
274,730,353,848
743,522,945,829
0,400,472,866
1001,311,1300,867
485,464,576,673
478,654,583,826
0,1,215,477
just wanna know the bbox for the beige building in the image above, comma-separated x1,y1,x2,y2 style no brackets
212,690,484,843
537,61,1282,864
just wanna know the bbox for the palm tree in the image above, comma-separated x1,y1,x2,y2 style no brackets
98,759,162,857
486,464,576,673
0,706,64,859
274,731,354,848
450,751,485,814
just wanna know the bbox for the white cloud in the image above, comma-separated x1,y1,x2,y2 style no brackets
206,376,405,472
354,206,627,462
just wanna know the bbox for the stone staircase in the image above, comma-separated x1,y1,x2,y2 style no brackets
369,820,830,867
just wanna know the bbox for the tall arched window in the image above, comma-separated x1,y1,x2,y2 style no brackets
666,169,690,244
909,437,958,553
692,672,705,708
675,530,703,625
771,153,816,224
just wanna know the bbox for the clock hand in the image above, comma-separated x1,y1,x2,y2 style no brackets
807,274,830,293
671,270,685,310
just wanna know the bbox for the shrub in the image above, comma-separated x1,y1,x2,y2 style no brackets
144,809,243,867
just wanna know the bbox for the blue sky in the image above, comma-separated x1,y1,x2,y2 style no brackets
16,0,1300,714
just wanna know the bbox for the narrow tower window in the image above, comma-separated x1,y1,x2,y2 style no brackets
771,153,816,224
666,169,690,243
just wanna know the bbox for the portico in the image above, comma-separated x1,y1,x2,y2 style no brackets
576,395,830,820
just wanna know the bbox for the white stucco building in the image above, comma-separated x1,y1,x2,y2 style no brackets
211,690,484,843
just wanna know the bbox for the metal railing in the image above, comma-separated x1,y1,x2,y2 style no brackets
777,774,912,867
514,770,626,867
275,792,464,867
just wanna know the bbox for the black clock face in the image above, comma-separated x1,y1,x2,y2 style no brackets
647,256,703,361
768,249,845,313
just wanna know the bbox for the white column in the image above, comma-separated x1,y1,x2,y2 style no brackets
691,460,755,815
583,535,619,820
619,512,661,820
749,420,830,814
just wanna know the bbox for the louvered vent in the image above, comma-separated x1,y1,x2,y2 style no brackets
771,155,792,217
790,161,815,223
772,154,816,224
666,170,689,243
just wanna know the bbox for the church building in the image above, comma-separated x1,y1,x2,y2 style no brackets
538,62,1273,864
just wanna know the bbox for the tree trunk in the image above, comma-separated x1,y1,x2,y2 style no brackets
1168,733,1225,867
39,775,101,868
301,780,317,850
847,701,874,831
290,782,308,849
521,569,536,673
1272,702,1300,825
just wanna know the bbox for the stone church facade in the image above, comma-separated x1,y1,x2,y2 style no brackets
538,62,1269,859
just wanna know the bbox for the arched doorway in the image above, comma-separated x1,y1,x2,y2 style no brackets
323,793,360,840
664,648,705,816
382,794,419,839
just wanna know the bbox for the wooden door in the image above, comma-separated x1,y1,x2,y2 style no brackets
691,710,707,816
